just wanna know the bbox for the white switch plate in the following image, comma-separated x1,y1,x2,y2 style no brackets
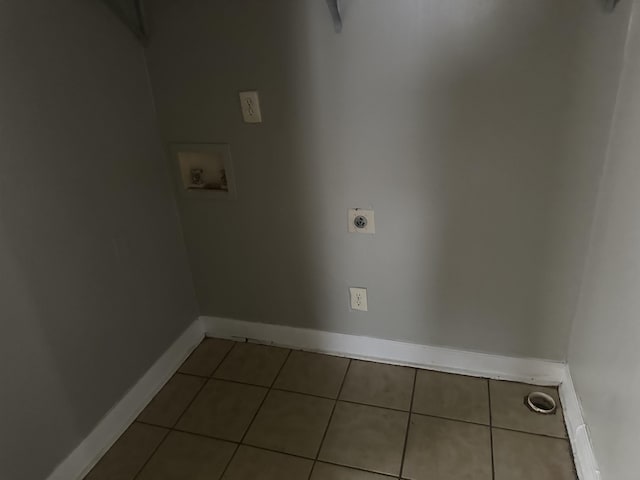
239,91,262,123
349,287,368,311
348,208,375,234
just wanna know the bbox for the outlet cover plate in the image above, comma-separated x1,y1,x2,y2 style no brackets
349,287,368,311
239,91,262,123
348,208,375,234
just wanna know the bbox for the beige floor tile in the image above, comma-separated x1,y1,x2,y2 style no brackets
402,415,492,480
84,423,167,480
310,462,393,479
318,401,407,476
273,351,349,398
412,370,489,424
213,343,289,387
490,380,566,438
176,379,267,441
244,389,334,457
179,338,235,376
137,374,205,427
222,445,313,480
339,360,414,410
88,351,580,480
137,431,235,480
493,428,577,480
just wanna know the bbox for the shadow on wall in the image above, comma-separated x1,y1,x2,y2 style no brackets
147,0,626,361
0,2,198,479
287,0,577,358
425,2,580,357
423,0,626,358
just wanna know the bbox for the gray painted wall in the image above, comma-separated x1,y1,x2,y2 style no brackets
0,1,197,479
568,3,640,479
146,0,630,360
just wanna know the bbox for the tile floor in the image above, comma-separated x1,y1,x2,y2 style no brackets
85,338,577,480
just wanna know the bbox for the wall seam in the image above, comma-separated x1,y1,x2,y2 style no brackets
565,3,637,361
138,24,201,317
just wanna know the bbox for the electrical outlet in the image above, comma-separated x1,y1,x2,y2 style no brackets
239,91,262,123
348,208,375,234
349,287,368,311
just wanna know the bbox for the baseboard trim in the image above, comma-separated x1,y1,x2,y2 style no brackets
200,316,565,385
202,316,599,479
46,319,205,480
558,368,601,480
47,315,598,480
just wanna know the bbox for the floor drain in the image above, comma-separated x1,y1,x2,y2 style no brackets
526,391,557,414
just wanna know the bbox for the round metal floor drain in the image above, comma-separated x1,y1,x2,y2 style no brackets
526,391,557,414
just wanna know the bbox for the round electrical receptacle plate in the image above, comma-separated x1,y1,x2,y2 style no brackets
354,215,368,229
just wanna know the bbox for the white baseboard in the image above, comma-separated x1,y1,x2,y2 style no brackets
46,315,598,480
202,315,598,480
46,319,205,480
558,368,601,480
200,316,566,385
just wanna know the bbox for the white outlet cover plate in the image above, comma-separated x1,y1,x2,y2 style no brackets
349,287,368,311
348,208,375,234
239,91,262,123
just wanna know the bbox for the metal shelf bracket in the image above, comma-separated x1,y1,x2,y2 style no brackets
101,0,147,42
326,0,342,33
603,0,621,12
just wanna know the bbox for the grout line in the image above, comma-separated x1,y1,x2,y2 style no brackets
203,376,567,439
205,335,562,388
161,425,239,444
241,349,293,445
209,340,241,377
176,371,209,380
216,443,240,480
129,338,237,480
214,348,293,480
137,412,569,449
317,461,398,479
207,342,236,375
488,380,495,480
215,348,291,478
177,338,235,378
127,421,419,480
121,340,570,480
409,411,490,428
179,373,418,411
133,340,237,480
171,342,237,429
233,443,313,461
169,378,208,428
316,461,398,479
130,425,171,480
287,381,408,410
272,386,335,400
134,422,394,474
491,425,569,441
307,359,353,480
398,369,418,479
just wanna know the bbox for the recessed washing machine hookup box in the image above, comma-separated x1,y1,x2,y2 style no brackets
170,143,236,199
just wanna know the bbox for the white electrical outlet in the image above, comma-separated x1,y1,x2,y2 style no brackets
239,91,262,123
348,208,375,234
349,287,368,311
